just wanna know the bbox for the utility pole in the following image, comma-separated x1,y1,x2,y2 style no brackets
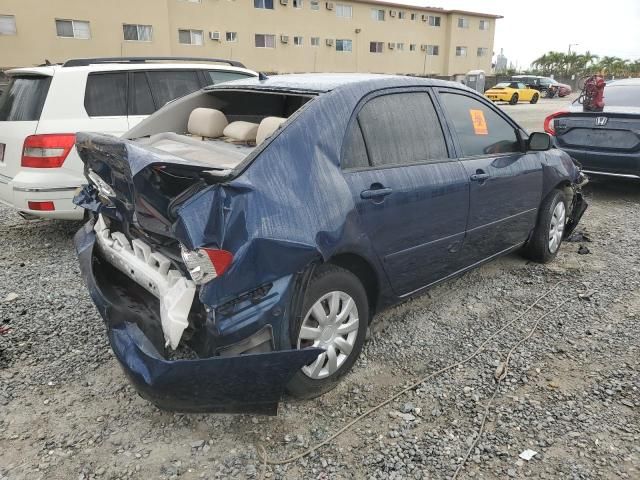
568,43,579,55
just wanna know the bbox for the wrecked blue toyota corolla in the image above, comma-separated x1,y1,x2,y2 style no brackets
73,74,587,414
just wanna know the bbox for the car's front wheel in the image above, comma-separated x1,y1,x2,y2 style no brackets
509,93,519,105
521,189,568,263
286,265,368,399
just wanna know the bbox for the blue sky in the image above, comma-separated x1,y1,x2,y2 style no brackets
375,0,640,67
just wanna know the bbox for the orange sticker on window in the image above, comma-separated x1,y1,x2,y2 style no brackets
469,109,488,135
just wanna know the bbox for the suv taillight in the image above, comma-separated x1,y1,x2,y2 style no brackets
180,246,233,285
21,134,76,168
543,111,567,136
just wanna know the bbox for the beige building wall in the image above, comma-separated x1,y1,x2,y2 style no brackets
0,0,499,76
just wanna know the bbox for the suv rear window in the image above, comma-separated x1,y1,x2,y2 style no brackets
85,72,128,117
0,76,51,121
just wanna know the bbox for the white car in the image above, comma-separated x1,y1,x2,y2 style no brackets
0,57,257,220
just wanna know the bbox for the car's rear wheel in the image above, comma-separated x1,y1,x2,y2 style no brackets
509,93,519,105
521,189,568,263
530,93,539,104
286,265,368,399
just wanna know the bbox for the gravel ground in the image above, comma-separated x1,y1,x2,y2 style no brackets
1,122,639,479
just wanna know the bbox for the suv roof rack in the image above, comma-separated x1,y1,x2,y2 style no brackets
62,57,246,68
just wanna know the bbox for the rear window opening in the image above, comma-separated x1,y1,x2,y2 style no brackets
127,89,314,171
0,75,51,121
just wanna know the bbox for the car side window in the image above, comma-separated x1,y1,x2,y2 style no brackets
440,92,520,157
146,70,201,108
84,73,127,117
130,72,155,116
342,120,369,170
205,71,254,85
355,92,448,168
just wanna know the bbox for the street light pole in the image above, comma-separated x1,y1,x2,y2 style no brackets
568,43,579,55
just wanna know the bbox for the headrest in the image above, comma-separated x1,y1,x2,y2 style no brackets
223,121,259,142
188,108,228,138
256,117,287,145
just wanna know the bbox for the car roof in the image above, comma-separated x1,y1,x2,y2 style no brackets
205,73,467,94
7,63,257,78
607,78,640,87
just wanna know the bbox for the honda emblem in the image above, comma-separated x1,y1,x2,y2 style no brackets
595,116,608,126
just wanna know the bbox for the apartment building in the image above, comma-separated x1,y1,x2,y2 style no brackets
0,0,501,76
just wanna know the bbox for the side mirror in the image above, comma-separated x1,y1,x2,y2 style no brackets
528,132,552,151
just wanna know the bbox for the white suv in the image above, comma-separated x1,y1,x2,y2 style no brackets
0,57,257,220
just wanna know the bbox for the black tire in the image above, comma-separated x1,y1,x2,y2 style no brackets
530,93,539,104
286,264,369,399
509,93,519,105
541,89,549,98
521,189,568,263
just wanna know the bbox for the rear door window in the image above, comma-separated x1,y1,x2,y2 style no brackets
204,70,254,85
84,72,128,117
440,92,520,157
146,70,201,108
355,91,449,167
0,76,51,121
130,72,155,116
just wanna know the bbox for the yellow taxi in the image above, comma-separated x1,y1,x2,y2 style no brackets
484,81,540,105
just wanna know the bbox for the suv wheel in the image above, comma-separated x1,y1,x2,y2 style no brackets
521,189,567,263
287,265,368,399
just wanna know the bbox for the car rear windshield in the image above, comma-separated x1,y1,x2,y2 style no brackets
0,75,51,121
603,85,640,108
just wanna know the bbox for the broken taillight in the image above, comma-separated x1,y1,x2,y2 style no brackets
21,134,76,168
180,246,233,285
543,111,567,136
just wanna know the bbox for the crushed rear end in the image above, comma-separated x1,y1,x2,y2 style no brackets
73,132,321,414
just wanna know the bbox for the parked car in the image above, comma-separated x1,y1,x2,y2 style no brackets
485,81,540,104
0,57,257,220
545,78,640,179
73,74,587,413
511,75,560,98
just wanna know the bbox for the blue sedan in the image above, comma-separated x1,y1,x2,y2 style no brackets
73,74,587,414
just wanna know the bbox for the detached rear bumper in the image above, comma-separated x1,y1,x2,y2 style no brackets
74,221,321,414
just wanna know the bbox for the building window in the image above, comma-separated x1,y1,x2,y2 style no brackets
179,0,202,3
369,41,383,53
371,9,385,21
409,43,416,51
410,13,416,20
311,36,320,46
254,0,274,9
398,11,406,19
428,15,441,26
0,15,16,35
255,33,276,48
456,46,467,56
293,0,303,7
477,47,489,57
226,31,237,42
55,19,91,39
396,42,404,51
336,4,352,18
178,29,203,45
123,24,153,42
426,45,439,55
336,39,352,52
294,35,303,46
458,17,469,28
310,0,320,10
479,19,490,30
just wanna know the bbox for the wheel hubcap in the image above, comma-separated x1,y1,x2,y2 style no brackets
548,201,566,253
297,291,359,380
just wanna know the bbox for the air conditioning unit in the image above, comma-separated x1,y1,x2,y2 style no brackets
389,10,396,17
420,44,427,51
388,42,395,49
280,35,289,43
325,38,334,46
209,31,220,41
326,2,334,10
421,14,427,21
280,0,288,4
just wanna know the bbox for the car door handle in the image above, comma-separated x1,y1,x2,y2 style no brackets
470,171,490,182
360,187,393,199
